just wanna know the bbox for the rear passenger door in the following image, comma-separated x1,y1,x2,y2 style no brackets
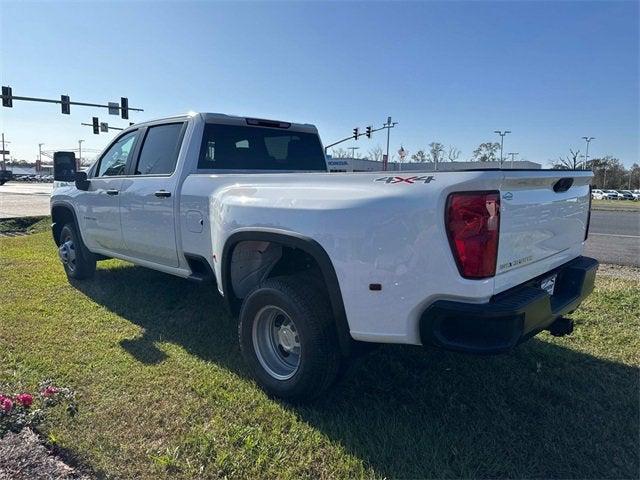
119,122,187,267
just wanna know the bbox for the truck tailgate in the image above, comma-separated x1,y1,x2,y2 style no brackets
494,170,592,293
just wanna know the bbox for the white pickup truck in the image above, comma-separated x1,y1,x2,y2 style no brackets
51,112,598,401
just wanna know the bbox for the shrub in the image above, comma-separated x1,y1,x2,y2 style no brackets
0,380,77,436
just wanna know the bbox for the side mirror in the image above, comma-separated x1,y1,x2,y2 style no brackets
53,151,77,182
75,171,90,191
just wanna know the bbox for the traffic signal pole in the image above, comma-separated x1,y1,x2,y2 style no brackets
1,86,142,118
324,123,393,154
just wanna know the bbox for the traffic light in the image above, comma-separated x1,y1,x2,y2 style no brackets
61,95,70,114
92,117,99,135
2,86,12,107
353,127,359,140
120,97,129,120
366,126,372,138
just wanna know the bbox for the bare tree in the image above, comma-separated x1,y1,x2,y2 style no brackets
447,145,461,162
411,149,428,163
553,149,583,170
428,142,445,164
368,145,384,162
330,147,350,159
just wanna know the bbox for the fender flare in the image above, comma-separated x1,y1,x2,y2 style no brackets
221,229,352,356
50,201,85,246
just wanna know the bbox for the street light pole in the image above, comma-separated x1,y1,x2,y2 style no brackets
383,116,398,171
494,130,511,166
582,136,595,170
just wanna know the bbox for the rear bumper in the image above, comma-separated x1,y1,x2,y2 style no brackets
420,256,598,354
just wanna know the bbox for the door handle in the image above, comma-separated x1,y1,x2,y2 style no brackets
154,190,171,198
106,190,119,196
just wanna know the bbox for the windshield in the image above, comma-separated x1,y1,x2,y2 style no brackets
198,123,326,171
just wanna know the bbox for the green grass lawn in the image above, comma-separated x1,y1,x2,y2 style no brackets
1,228,638,479
592,199,640,211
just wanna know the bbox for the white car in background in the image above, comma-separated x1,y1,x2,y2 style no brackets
591,189,607,200
592,189,617,200
620,190,639,201
603,189,623,200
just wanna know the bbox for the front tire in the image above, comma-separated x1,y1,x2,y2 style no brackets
58,223,96,280
239,276,341,402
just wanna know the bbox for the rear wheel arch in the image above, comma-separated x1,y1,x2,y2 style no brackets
221,230,352,356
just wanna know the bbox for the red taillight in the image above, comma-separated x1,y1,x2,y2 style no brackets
445,191,500,279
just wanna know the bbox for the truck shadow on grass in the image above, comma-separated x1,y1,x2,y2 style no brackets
73,264,639,480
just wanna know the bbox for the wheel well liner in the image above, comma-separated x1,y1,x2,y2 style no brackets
51,203,82,246
221,230,352,356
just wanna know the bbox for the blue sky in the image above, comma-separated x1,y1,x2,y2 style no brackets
1,1,638,166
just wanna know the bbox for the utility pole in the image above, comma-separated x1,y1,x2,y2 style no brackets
494,130,511,166
347,146,359,159
582,136,595,170
508,152,519,169
383,116,398,171
78,139,84,168
1,133,10,170
38,143,44,173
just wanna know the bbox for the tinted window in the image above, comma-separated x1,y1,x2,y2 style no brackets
198,124,326,171
135,123,185,175
97,131,137,177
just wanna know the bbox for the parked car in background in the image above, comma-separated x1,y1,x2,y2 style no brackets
618,190,636,201
0,169,12,185
593,189,618,200
603,189,623,200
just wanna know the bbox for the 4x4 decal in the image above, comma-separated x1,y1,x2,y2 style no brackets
375,175,435,184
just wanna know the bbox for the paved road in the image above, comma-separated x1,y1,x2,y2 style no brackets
1,182,638,266
585,210,639,267
0,182,52,218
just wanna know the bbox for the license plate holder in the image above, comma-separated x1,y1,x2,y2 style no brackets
540,273,558,296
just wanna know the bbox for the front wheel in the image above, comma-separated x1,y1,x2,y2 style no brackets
58,223,96,280
239,276,342,402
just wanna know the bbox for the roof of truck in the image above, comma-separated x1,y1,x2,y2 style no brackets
125,112,319,134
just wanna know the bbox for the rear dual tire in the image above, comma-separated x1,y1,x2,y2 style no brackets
239,276,342,402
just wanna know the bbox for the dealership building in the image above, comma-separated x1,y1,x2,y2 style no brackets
326,157,541,173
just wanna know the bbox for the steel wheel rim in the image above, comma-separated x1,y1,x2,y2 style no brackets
252,305,301,380
58,233,76,272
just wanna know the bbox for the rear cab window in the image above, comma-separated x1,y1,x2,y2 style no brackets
135,123,186,176
198,123,326,171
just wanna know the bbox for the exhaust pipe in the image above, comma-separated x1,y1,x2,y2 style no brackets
547,317,574,337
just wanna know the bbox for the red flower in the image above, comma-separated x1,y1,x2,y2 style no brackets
16,393,33,407
41,386,59,397
1,396,13,413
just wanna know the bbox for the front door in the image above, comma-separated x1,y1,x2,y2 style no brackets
80,130,138,252
119,122,186,267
